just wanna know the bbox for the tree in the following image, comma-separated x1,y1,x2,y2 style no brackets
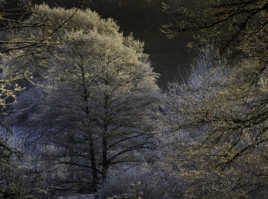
7,5,160,193
162,2,268,197
162,0,268,63
164,48,268,198
47,31,159,192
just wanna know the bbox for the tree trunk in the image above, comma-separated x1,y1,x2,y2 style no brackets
102,134,108,183
80,64,99,192
89,134,98,192
102,93,109,183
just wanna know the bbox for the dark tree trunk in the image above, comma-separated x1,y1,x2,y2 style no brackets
102,93,109,183
89,134,98,192
102,134,108,182
80,63,99,192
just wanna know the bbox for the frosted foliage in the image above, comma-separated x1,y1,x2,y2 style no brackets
164,48,231,141
168,48,229,105
31,4,120,37
48,30,158,94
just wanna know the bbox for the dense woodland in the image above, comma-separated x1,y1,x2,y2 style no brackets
0,0,268,199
